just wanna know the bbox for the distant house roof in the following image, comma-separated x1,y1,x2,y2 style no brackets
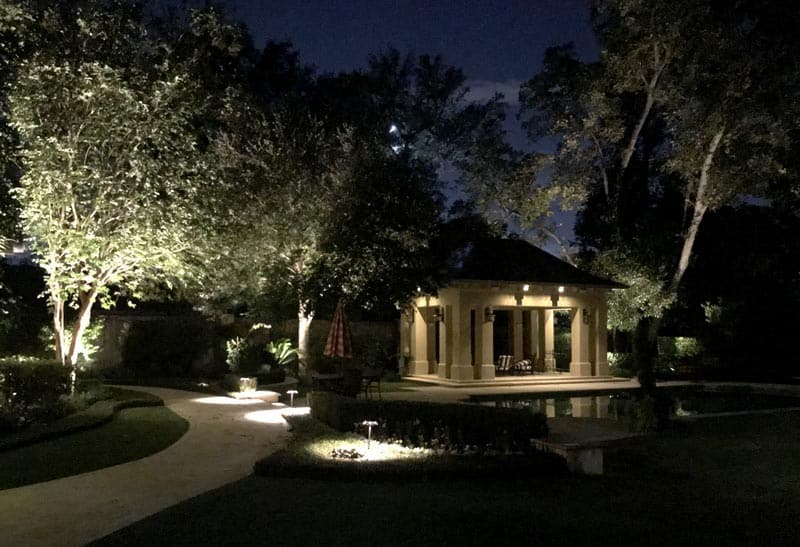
448,238,626,289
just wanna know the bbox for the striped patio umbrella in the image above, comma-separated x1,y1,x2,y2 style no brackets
323,301,353,359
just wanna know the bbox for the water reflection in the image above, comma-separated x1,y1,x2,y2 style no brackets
489,394,633,420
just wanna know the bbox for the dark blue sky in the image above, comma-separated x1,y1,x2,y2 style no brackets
226,0,597,104
223,1,597,250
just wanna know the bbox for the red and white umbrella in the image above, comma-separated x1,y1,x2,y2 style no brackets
323,301,353,359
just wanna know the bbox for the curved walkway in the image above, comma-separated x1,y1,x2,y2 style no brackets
0,386,295,547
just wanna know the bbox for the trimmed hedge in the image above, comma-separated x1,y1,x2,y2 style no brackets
311,392,548,454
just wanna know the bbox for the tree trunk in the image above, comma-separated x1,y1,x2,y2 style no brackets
297,299,314,378
64,289,97,394
52,296,66,365
636,127,725,395
66,289,97,366
668,127,724,294
633,316,658,393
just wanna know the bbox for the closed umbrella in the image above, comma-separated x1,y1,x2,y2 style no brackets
323,301,352,359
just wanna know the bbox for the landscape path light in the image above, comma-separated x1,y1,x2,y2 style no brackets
286,389,299,407
361,420,379,449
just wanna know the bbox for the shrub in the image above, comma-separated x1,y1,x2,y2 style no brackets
311,392,548,454
0,358,71,434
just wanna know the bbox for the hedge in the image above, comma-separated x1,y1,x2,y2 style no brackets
311,392,548,454
0,358,72,434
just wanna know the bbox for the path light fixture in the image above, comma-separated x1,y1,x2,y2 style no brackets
361,420,379,449
286,389,299,407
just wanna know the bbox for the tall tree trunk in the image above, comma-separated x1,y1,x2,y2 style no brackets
66,289,97,366
297,299,314,378
52,296,66,365
65,289,97,394
668,126,725,294
637,127,725,396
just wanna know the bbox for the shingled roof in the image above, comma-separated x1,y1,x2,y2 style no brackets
448,238,626,289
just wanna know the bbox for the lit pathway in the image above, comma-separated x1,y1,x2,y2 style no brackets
0,387,296,547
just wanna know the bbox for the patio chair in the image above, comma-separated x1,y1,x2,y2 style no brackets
495,354,513,375
512,358,533,375
361,367,382,400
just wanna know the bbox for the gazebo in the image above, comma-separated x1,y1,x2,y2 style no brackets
400,238,625,383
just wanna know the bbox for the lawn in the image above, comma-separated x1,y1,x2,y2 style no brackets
0,401,188,490
93,410,800,546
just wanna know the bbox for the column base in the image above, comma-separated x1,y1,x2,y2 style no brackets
450,364,475,382
571,361,592,377
437,363,448,379
409,360,431,376
544,357,556,371
478,364,496,380
596,360,610,376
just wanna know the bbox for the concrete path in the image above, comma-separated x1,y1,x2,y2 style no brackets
0,387,295,547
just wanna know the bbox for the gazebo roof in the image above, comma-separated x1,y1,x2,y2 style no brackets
448,238,626,289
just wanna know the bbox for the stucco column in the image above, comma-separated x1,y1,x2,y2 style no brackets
543,309,555,371
409,307,430,376
479,307,496,380
526,310,538,367
450,301,474,382
437,305,448,379
570,306,592,377
595,304,609,376
512,308,524,362
426,318,436,373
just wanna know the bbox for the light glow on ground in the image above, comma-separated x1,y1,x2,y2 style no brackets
191,396,264,406
244,406,310,424
306,438,432,462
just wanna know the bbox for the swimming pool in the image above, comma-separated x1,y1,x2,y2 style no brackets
468,387,800,419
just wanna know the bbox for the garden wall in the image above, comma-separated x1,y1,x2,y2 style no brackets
92,313,399,377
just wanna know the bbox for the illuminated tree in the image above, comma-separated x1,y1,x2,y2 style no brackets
512,0,800,389
9,60,207,368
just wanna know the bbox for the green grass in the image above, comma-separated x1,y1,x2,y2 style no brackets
94,411,800,546
0,404,188,490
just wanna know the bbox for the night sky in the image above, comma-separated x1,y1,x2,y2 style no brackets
222,0,597,246
225,0,597,130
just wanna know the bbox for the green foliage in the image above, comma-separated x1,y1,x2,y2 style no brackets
266,338,298,367
311,391,548,454
0,357,71,433
553,331,571,371
225,337,247,372
6,2,215,364
592,249,675,332
225,331,293,384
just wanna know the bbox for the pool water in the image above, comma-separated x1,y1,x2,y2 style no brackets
470,389,800,420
